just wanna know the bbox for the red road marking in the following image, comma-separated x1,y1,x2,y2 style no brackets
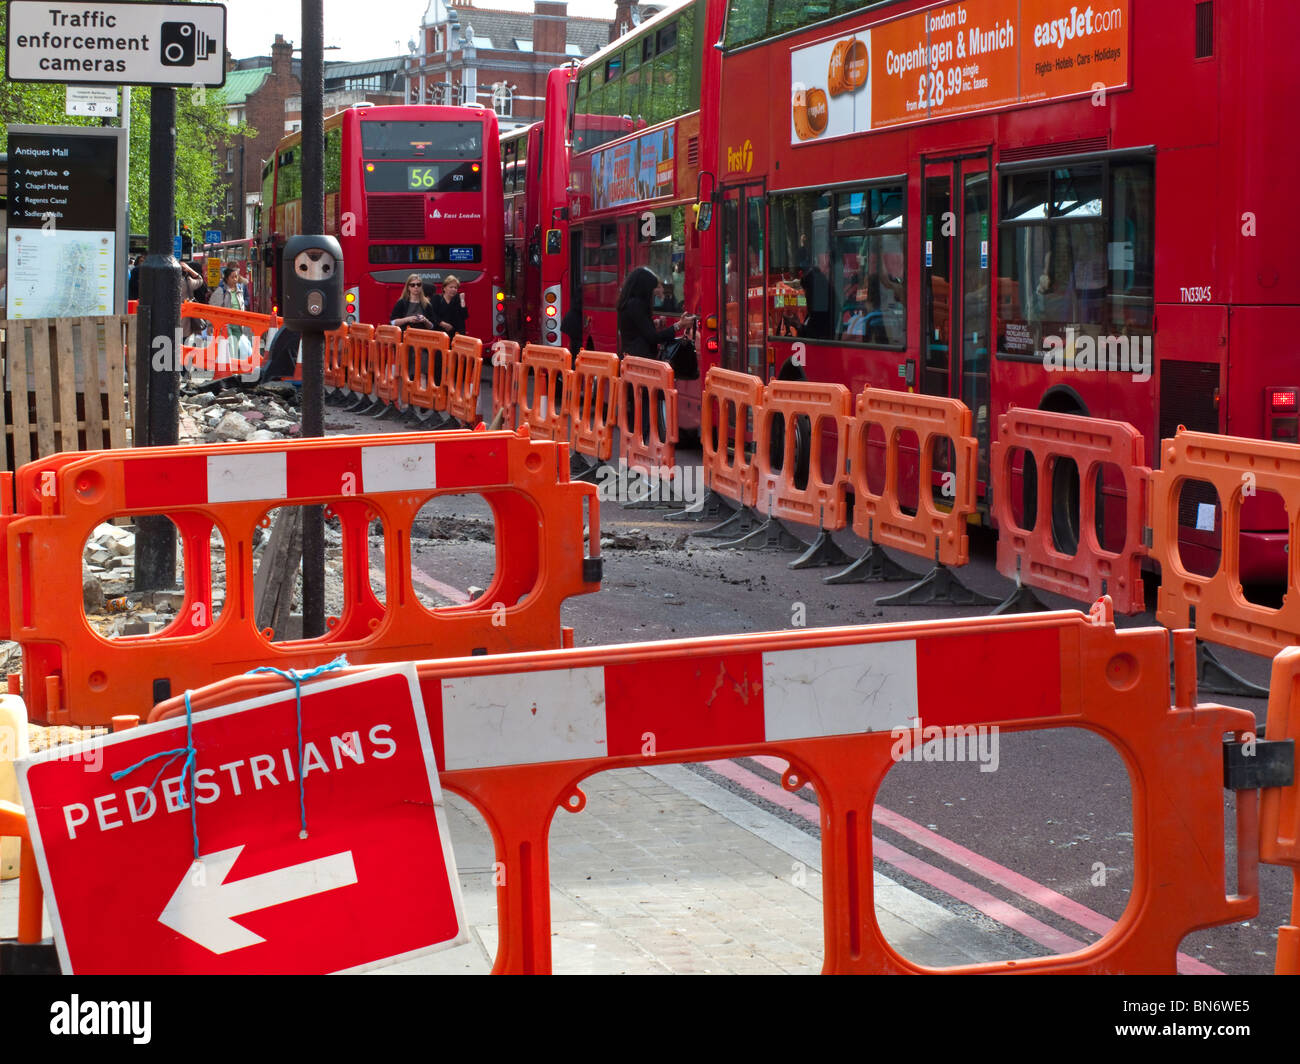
718,756,1223,975
369,558,471,605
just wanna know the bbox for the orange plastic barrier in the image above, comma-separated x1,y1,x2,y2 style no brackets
324,325,350,391
446,334,484,427
569,351,622,464
755,379,850,530
701,368,764,507
1261,647,1300,975
848,387,978,567
0,799,43,947
162,604,1261,975
402,328,450,413
992,407,1149,614
517,344,572,442
619,355,677,475
0,430,602,726
489,339,521,429
1150,428,1300,654
372,325,403,408
345,322,375,398
179,301,279,380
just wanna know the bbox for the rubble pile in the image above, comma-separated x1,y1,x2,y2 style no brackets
81,524,247,638
179,382,302,445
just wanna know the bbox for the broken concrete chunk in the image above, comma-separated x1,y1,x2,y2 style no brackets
213,411,255,441
82,573,105,613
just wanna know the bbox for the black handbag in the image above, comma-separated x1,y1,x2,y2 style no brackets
662,335,699,380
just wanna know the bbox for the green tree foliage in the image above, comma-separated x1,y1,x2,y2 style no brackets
0,4,255,234
123,86,256,234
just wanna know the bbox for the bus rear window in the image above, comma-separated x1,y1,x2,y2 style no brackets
361,121,482,160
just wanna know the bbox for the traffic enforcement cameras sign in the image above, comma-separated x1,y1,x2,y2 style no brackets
6,2,227,88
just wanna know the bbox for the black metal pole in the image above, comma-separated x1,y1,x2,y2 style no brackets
134,87,181,592
300,0,326,637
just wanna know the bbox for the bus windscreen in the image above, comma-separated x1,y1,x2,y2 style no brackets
360,121,483,159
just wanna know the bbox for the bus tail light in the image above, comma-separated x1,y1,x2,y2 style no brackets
344,286,359,324
705,314,718,330
705,335,719,354
542,283,562,346
1267,386,1299,441
495,290,506,336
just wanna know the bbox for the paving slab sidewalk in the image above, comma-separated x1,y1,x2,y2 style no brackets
379,762,1017,975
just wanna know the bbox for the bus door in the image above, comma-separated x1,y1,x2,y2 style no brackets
719,182,765,376
922,153,992,491
618,216,637,287
569,233,584,349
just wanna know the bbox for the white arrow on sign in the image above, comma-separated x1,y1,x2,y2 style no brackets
160,845,358,954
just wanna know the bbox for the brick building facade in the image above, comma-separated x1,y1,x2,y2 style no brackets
215,35,301,241
405,0,613,127
214,3,651,237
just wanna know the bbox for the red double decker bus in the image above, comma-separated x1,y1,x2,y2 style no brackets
261,103,504,334
499,69,580,346
565,0,725,429
709,0,1298,575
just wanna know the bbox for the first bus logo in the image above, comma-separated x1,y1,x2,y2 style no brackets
727,139,754,174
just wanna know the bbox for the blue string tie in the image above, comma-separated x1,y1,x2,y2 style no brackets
111,689,201,861
247,655,351,841
109,654,351,864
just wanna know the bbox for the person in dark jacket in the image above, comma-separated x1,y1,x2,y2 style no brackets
616,266,696,358
390,274,435,333
432,273,469,341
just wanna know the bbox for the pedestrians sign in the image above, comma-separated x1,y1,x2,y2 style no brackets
204,229,222,245
6,2,227,88
16,663,467,974
65,86,119,117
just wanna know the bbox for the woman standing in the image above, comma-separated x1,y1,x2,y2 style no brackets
432,274,469,341
392,275,437,399
616,266,695,358
390,274,435,333
210,266,248,355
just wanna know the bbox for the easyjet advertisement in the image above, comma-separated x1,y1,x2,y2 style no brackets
790,0,1129,144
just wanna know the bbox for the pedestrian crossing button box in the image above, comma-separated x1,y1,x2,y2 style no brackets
283,236,344,330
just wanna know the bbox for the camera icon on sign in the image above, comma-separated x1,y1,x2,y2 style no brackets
160,22,216,67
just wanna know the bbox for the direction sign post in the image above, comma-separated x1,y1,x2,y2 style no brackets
300,0,327,640
203,229,222,245
134,85,182,590
17,664,467,974
6,3,230,593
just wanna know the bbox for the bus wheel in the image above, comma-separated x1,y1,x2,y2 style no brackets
1050,457,1081,555
769,358,811,490
767,412,811,492
1040,388,1089,556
